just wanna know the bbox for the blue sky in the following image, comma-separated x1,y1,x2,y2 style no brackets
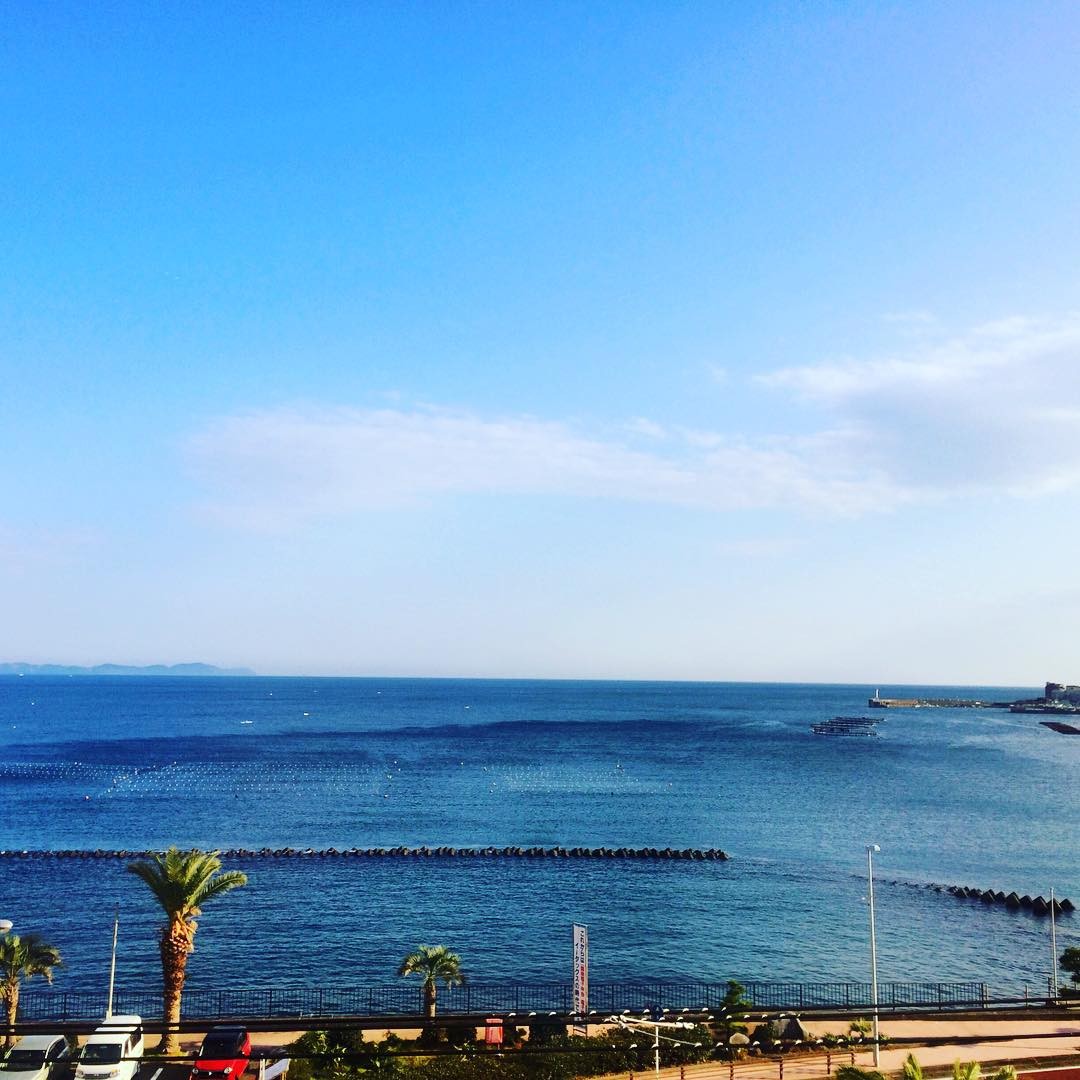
4,2,1080,682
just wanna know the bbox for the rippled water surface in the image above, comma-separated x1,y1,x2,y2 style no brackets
2,677,1077,999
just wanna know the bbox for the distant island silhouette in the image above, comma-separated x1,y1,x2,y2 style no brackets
0,662,255,676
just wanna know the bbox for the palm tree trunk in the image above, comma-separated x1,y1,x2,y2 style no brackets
423,980,437,1020
158,921,191,1055
3,980,18,1049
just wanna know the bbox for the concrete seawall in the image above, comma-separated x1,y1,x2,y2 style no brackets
0,845,730,861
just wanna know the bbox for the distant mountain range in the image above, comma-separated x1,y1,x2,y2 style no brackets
0,662,255,676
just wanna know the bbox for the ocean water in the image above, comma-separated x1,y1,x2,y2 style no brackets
1,677,1078,1001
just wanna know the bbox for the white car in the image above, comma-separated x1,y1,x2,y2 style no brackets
75,1017,143,1080
1,1035,72,1080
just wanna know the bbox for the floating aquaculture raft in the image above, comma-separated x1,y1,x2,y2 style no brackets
810,716,882,736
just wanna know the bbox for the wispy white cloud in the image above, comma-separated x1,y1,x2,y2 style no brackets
760,315,1080,401
185,406,893,527
625,417,668,440
757,313,1080,495
186,314,1080,528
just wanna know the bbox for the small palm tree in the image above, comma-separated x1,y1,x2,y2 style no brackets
0,934,62,1047
835,1067,887,1080
849,1017,874,1039
127,847,247,1055
397,945,465,1020
954,1062,982,1080
903,1053,925,1080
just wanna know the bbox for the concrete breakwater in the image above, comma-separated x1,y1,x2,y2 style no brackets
943,883,1073,915
886,876,1074,915
885,876,1071,911
0,845,730,861
868,696,1013,709
869,680,1080,713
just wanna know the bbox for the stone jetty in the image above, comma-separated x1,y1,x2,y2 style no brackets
942,883,1073,915
885,876,1073,916
0,845,730,861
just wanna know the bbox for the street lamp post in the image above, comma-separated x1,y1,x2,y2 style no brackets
1050,887,1059,1001
106,908,119,1018
867,844,881,1068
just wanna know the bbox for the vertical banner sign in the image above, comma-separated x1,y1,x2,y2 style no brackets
573,923,589,1016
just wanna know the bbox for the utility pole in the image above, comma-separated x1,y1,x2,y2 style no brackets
1050,887,1059,1000
867,844,881,1068
106,908,119,1018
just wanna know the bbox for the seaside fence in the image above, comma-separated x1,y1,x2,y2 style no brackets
18,981,988,1021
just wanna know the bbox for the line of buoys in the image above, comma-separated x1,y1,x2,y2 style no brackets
0,845,730,861
943,883,1072,915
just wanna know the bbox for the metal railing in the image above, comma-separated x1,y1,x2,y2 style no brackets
17,981,988,1021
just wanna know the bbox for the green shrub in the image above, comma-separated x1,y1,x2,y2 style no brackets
835,1067,887,1080
750,1021,780,1050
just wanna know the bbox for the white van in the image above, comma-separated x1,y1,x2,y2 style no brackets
75,1016,144,1080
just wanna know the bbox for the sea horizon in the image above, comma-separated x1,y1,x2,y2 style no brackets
0,668,1053,691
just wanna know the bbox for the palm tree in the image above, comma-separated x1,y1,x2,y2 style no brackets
0,933,62,1047
835,1067,886,1080
397,945,465,1020
903,1053,925,1080
127,847,247,1055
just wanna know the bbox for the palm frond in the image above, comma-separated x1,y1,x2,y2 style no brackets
0,933,62,985
903,1053,925,1080
398,944,465,986
192,870,248,909
127,847,247,922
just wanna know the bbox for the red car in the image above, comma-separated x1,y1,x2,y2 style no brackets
191,1027,252,1080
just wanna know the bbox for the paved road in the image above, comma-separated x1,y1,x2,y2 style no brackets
133,1064,189,1080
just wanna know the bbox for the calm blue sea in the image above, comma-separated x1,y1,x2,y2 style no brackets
1,677,1077,1000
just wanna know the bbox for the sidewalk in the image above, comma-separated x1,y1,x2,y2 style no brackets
596,1019,1080,1080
